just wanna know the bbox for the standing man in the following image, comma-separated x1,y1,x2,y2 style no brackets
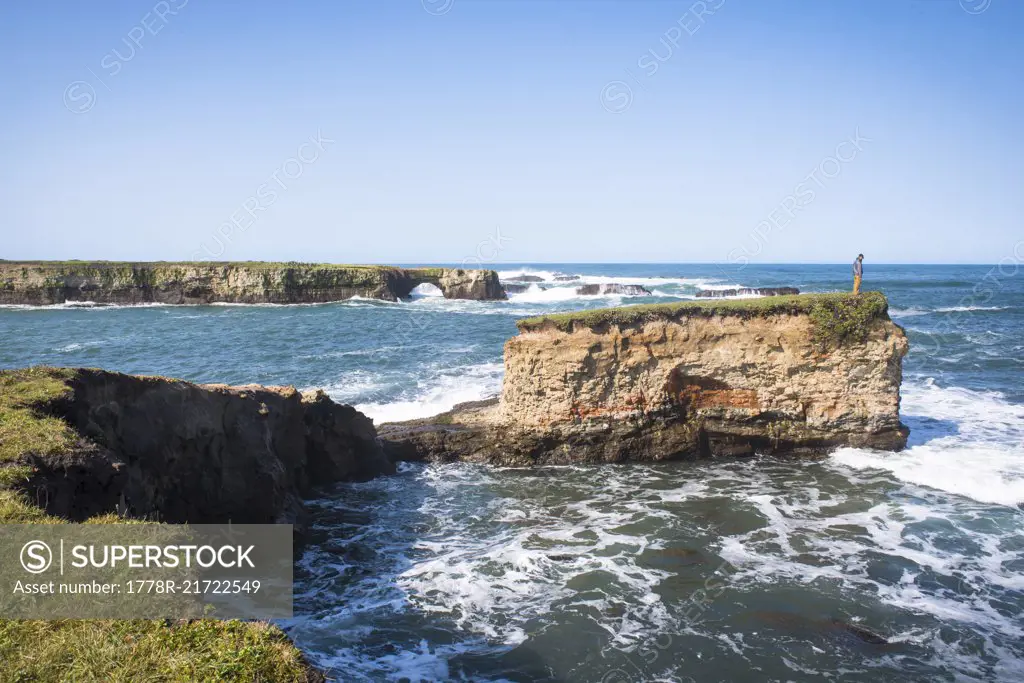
852,253,864,294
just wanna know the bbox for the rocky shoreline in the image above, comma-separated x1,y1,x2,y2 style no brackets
0,291,909,681
1,368,391,529
0,261,506,305
3,293,908,522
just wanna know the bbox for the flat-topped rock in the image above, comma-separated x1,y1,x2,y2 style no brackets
381,293,909,465
0,261,506,304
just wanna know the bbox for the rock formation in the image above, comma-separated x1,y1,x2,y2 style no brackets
380,293,909,464
576,283,653,296
5,368,391,525
503,283,547,294
696,287,799,298
503,275,545,283
0,261,506,305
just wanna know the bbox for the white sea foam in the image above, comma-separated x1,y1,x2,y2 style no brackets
0,301,174,310
496,268,562,281
889,307,930,318
409,283,444,298
505,285,631,304
54,340,106,353
934,306,1008,313
286,463,711,680
353,362,504,423
714,459,1024,680
831,379,1024,507
497,268,737,290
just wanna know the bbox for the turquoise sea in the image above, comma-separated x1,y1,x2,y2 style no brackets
1,264,1022,682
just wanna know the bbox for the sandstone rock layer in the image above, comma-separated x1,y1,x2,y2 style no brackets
380,293,909,465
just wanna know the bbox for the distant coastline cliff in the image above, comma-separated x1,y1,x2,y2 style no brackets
381,292,909,463
0,261,506,304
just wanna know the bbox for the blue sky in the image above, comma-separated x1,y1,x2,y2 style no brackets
1,0,1021,264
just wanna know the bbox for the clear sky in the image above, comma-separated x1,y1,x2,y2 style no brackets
1,0,1021,264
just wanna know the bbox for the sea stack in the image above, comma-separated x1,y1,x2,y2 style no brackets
380,293,909,464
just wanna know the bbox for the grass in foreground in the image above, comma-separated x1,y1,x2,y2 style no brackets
0,367,77,465
516,292,890,347
0,619,320,683
0,368,322,682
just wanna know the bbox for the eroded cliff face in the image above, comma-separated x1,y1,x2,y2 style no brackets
10,368,392,524
0,262,505,304
380,293,909,465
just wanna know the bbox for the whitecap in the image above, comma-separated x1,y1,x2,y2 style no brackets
829,379,1024,507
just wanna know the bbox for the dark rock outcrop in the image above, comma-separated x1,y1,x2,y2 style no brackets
576,283,653,296
696,287,799,298
503,275,545,283
0,262,506,305
17,369,392,526
503,283,547,294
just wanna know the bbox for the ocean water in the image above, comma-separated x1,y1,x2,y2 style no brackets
1,263,1022,682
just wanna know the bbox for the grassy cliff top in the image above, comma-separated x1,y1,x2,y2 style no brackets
517,292,890,346
0,367,322,680
0,260,403,271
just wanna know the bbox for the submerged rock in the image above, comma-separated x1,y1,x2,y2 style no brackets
380,293,909,466
576,283,653,296
696,287,799,298
829,618,890,645
553,274,580,281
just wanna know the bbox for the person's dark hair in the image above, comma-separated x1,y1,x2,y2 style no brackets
857,254,864,259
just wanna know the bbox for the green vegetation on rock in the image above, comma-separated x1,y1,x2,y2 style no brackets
0,367,323,682
807,292,889,348
0,367,77,465
517,292,890,348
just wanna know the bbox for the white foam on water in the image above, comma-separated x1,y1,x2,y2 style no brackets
0,301,174,310
505,285,587,303
935,306,1009,313
714,465,1024,680
355,362,504,423
496,268,565,282
287,464,712,680
575,274,731,288
53,340,107,353
830,379,1024,507
410,283,444,298
889,308,931,318
496,269,739,290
